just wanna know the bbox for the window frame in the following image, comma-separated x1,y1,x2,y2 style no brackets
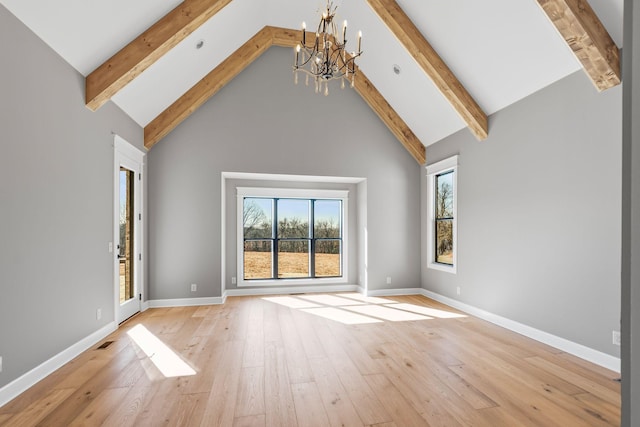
426,155,458,274
237,187,349,287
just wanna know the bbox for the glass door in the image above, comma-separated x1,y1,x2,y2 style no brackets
119,167,135,305
114,136,143,323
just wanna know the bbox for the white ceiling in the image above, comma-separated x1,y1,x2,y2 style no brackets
0,0,624,148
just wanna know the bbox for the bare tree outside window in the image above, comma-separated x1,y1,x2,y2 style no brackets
243,199,273,279
243,199,271,238
435,171,454,265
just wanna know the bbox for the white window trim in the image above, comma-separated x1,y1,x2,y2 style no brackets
236,187,349,287
426,155,458,274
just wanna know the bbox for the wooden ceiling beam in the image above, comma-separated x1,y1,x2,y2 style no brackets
85,0,233,111
366,0,488,141
145,27,274,149
536,0,620,91
354,70,426,164
145,25,426,164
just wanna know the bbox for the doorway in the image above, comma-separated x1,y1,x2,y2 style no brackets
114,136,144,323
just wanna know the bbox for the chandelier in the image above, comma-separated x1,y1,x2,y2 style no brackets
293,1,363,96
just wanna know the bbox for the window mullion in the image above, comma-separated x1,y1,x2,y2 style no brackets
273,198,278,280
310,199,315,278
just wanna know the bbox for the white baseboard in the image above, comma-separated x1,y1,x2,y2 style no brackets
147,296,226,308
420,289,621,373
366,287,423,297
225,284,359,297
141,300,150,312
0,321,117,408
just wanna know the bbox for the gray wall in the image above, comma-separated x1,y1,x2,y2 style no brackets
622,0,640,424
0,6,143,388
422,70,622,357
147,47,421,300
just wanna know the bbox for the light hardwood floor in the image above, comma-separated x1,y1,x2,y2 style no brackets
0,294,620,426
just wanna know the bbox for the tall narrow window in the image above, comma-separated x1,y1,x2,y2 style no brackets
243,198,273,280
314,200,342,277
435,171,454,265
277,198,311,278
238,188,348,286
426,156,458,273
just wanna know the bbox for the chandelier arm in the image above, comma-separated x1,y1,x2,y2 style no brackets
296,53,320,69
294,0,362,89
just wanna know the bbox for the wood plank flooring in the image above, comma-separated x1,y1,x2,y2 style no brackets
0,294,621,426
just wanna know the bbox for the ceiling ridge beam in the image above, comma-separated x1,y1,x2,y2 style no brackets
366,0,488,141
145,25,425,164
270,27,426,164
85,0,233,111
144,26,274,149
536,0,620,91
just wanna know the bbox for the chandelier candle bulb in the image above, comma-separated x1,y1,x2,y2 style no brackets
343,20,347,44
358,31,362,53
302,22,306,45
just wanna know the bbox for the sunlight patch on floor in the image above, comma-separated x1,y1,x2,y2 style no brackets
262,296,321,309
386,303,467,319
261,294,466,325
337,293,397,304
301,307,383,325
344,305,431,322
127,324,196,378
298,294,366,306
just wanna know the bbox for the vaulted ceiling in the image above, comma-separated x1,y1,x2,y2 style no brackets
0,0,623,164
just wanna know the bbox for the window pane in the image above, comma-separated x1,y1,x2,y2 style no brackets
277,199,310,238
435,171,454,219
435,220,453,265
244,198,272,239
314,200,341,238
278,240,309,278
315,240,341,277
244,240,273,279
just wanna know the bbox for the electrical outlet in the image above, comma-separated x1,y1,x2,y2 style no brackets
231,277,237,285
191,283,197,292
96,308,102,320
613,330,621,346
456,287,461,296
108,242,113,253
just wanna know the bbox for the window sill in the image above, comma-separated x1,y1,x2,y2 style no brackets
238,277,348,287
427,262,457,274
